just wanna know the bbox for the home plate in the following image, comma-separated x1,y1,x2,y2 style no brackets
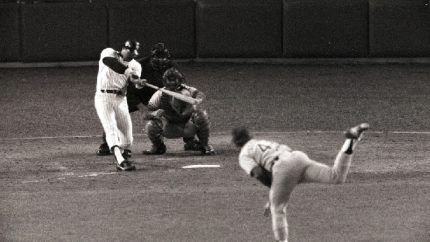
182,164,221,169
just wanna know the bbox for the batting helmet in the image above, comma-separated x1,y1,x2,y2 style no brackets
122,39,140,56
232,126,252,147
162,67,184,90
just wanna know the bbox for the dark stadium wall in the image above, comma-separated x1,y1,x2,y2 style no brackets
108,0,195,59
369,0,430,57
283,0,368,57
196,0,283,58
0,3,20,61
21,3,107,62
0,0,429,62
21,2,108,62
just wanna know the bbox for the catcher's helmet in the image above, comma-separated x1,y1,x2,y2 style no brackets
232,126,252,147
162,67,184,90
122,39,140,56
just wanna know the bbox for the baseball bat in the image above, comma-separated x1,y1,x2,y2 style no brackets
144,82,202,105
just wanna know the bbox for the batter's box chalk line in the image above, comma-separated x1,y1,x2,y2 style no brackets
182,164,221,169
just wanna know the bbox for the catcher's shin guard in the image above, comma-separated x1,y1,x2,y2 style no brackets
192,110,211,145
183,137,200,151
143,120,167,155
145,120,164,146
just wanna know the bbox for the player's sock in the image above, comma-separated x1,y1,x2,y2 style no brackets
332,140,354,183
341,139,354,154
113,147,125,164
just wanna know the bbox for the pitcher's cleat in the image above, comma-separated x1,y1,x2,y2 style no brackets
344,123,370,140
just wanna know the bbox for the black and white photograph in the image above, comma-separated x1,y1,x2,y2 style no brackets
0,0,429,241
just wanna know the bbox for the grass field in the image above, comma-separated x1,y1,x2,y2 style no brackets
0,63,429,242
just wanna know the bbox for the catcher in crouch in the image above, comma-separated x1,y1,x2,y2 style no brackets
142,67,215,155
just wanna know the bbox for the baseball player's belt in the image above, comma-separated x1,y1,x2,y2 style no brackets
100,89,124,95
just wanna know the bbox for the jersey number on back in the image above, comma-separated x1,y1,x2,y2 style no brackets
257,144,272,152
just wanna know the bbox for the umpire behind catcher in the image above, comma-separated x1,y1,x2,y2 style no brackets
97,42,178,156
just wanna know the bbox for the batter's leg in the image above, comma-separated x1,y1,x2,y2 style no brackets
115,97,133,150
96,132,112,156
95,95,128,165
95,94,119,150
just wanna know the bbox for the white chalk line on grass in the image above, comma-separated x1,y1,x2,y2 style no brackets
2,130,429,141
22,171,118,184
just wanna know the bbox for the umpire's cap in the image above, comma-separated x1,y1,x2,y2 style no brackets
151,42,171,58
232,126,252,147
122,40,140,56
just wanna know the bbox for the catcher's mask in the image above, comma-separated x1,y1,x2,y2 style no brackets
162,67,184,91
232,126,252,147
150,42,171,70
122,39,140,58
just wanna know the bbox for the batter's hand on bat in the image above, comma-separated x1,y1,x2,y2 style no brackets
135,78,147,88
192,98,204,110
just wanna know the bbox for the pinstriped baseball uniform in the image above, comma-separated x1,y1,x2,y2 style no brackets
238,138,356,242
94,48,142,151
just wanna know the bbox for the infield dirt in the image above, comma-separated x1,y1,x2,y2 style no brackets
0,63,429,241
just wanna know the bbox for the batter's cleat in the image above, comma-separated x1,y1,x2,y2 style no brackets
142,143,167,155
115,160,136,171
96,143,112,156
199,144,215,155
344,123,370,140
184,139,201,151
122,149,132,159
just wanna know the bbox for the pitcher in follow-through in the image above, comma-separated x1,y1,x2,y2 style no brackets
232,123,369,242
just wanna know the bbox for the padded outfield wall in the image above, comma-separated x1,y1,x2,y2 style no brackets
0,0,429,62
0,3,20,62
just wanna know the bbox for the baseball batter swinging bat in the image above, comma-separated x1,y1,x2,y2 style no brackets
144,82,202,105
